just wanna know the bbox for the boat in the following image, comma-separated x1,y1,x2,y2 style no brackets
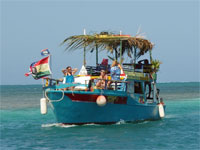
40,31,165,125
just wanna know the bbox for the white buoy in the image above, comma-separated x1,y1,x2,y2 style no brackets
158,104,165,118
40,98,47,114
96,95,107,107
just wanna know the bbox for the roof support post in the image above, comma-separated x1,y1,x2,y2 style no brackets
134,46,136,64
149,50,153,63
120,40,123,65
83,29,86,67
84,47,86,67
96,44,98,66
114,48,118,61
133,46,137,71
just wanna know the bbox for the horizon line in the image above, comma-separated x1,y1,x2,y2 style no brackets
0,81,199,86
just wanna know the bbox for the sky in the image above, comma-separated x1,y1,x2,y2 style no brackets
0,0,199,85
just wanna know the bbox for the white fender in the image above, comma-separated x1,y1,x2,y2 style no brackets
40,98,47,115
96,95,107,107
158,104,165,118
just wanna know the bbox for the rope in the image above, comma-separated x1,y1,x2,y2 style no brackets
45,90,65,102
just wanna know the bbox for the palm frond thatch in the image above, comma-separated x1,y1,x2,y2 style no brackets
61,32,154,59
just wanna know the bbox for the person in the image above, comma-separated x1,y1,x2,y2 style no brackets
106,60,122,89
62,66,78,83
96,69,108,89
110,60,122,81
138,59,149,65
145,81,152,99
61,66,78,90
145,70,156,99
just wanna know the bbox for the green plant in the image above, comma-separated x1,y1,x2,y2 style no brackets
151,59,162,72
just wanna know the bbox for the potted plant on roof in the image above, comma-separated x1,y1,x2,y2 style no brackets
151,59,162,72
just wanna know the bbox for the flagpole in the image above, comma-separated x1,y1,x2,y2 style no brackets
42,78,45,98
49,54,52,79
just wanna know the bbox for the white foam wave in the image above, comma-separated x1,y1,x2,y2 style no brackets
137,120,150,124
165,114,177,119
82,123,99,126
41,123,103,128
116,119,126,125
41,123,77,128
41,123,59,127
60,124,77,128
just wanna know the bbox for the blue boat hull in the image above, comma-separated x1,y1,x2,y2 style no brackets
47,90,164,124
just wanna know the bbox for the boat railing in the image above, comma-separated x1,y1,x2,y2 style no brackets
85,63,153,81
42,78,60,87
42,77,128,92
86,64,111,76
89,78,128,91
123,63,153,73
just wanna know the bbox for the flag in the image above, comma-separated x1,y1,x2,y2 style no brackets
25,56,51,79
24,72,32,77
24,62,37,77
41,48,50,56
32,56,51,79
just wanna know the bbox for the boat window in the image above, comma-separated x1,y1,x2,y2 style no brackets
134,82,143,94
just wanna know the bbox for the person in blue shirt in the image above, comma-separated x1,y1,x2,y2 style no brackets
62,66,78,83
110,60,122,81
107,60,122,89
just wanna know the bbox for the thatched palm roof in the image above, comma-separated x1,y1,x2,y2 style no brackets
61,32,154,59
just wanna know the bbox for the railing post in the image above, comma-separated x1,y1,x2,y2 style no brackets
153,82,156,103
115,81,117,90
105,80,107,90
126,82,128,92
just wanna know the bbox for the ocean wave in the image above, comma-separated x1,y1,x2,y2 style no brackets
165,114,177,119
41,120,156,128
41,123,103,128
41,123,77,128
82,123,100,126
116,119,126,125
41,121,128,128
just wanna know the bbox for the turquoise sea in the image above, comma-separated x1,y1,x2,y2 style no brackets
0,82,200,150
